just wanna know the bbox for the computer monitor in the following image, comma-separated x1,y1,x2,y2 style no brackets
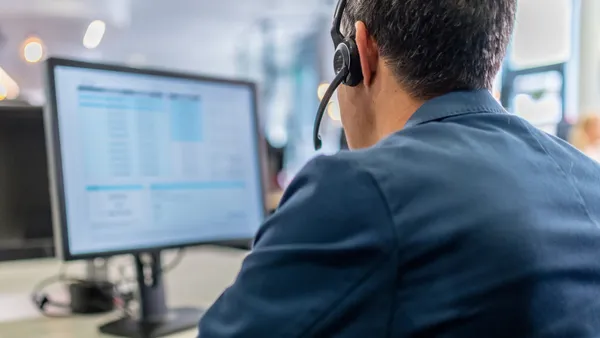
44,57,267,337
0,106,54,262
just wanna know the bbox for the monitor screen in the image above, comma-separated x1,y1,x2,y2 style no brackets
0,106,54,261
46,59,266,259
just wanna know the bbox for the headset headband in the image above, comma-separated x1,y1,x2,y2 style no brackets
313,0,353,150
331,0,346,46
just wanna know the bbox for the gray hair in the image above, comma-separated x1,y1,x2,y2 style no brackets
342,0,517,99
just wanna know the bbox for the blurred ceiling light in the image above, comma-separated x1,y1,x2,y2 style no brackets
22,37,44,63
0,67,20,100
317,83,330,100
327,101,341,121
83,20,106,49
267,125,288,149
0,84,7,101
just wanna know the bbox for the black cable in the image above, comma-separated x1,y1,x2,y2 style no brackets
30,265,79,317
31,250,186,318
161,248,186,274
313,67,348,150
30,264,132,318
115,249,186,317
117,248,187,285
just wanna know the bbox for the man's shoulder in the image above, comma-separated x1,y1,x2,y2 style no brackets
294,131,452,195
302,135,429,175
291,147,407,200
283,151,383,206
286,138,436,216
324,130,464,188
265,150,397,253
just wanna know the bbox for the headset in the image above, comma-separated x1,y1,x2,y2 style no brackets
313,0,364,150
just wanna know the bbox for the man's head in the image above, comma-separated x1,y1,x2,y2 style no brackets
337,0,517,149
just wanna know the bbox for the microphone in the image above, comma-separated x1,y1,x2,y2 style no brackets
313,67,349,150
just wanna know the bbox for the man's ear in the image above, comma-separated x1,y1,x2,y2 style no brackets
354,21,377,88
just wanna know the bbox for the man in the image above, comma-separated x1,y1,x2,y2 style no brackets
199,0,600,337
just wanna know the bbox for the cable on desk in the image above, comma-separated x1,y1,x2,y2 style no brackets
30,264,131,318
30,265,78,317
161,248,186,274
30,250,186,318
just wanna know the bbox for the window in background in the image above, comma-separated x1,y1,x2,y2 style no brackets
510,0,572,70
501,0,577,139
283,36,320,186
511,71,564,135
503,65,567,137
236,18,341,189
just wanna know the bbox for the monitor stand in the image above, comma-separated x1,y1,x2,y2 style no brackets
98,252,204,338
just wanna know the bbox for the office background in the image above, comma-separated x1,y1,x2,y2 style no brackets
1,0,600,337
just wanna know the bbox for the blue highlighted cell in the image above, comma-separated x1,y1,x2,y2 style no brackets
79,103,131,110
78,95,128,103
169,97,202,142
86,185,144,192
150,181,245,190
79,103,160,111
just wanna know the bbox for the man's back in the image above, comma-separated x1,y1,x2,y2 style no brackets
363,91,600,336
199,91,600,337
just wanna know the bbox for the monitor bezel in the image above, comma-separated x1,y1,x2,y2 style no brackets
0,105,56,262
44,57,268,261
0,105,44,119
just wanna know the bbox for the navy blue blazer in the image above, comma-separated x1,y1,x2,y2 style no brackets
198,90,600,337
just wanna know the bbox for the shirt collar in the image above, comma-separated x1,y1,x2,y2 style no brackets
404,89,506,129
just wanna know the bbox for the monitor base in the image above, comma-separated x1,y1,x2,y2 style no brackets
99,307,204,338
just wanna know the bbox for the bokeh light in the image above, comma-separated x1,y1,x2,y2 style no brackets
22,37,44,63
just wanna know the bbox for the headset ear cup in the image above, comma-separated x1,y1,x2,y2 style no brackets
344,39,363,87
333,48,346,76
333,40,364,87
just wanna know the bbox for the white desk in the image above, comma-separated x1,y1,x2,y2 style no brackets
0,247,246,338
